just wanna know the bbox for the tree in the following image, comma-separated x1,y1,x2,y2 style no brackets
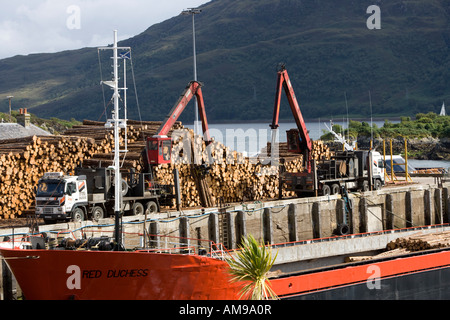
226,234,279,300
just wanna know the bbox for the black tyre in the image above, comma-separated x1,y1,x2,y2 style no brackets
362,181,370,192
337,223,350,235
72,207,85,223
132,202,144,216
331,184,340,195
91,206,105,222
374,179,382,190
322,184,331,196
145,201,158,214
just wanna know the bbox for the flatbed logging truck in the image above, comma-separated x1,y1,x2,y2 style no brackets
35,81,212,223
35,169,172,223
270,65,385,197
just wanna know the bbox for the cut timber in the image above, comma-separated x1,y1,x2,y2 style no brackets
0,119,333,219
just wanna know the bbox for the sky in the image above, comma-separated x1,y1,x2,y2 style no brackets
0,0,209,59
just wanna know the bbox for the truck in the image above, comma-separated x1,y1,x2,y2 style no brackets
270,65,385,197
35,80,212,223
282,149,385,197
35,169,172,223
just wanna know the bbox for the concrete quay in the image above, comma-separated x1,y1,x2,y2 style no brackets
1,179,448,256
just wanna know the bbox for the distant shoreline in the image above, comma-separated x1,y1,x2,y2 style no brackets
184,117,403,125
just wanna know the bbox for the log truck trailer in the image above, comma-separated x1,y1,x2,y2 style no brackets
35,81,211,223
270,66,385,197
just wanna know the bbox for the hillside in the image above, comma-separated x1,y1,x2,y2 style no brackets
0,0,449,123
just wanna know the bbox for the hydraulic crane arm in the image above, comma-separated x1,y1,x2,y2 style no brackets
156,81,211,143
270,66,312,172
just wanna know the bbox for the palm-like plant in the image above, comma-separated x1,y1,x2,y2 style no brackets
226,234,279,300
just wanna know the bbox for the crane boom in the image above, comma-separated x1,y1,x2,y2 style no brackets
156,81,211,142
270,66,312,172
147,80,211,166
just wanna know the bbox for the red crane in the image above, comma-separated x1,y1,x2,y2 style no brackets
146,81,212,166
270,65,312,172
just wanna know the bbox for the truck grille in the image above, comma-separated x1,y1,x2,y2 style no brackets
37,200,59,206
43,208,55,214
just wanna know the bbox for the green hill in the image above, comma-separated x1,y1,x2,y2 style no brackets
0,0,449,123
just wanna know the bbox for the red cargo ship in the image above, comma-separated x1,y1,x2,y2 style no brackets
1,224,450,300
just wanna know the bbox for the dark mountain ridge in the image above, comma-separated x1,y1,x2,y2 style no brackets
0,0,449,123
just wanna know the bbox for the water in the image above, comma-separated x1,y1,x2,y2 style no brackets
186,120,388,156
185,120,450,169
409,159,450,170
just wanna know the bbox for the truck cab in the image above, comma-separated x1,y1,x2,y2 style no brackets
35,172,88,223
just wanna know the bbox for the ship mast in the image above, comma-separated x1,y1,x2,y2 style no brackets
99,30,130,251
112,30,122,250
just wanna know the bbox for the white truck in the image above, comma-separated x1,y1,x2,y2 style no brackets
35,168,174,224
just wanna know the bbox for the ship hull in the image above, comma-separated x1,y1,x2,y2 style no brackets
0,248,241,300
2,245,450,300
272,249,450,299
285,265,450,300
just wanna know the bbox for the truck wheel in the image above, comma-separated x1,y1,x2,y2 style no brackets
72,207,85,223
321,185,331,196
374,179,382,190
121,179,129,197
362,181,370,192
132,202,144,216
331,184,340,195
145,201,158,214
92,206,105,222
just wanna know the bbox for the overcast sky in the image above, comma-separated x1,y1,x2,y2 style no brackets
0,0,209,59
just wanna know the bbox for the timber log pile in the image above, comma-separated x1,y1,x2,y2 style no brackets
385,232,450,252
0,120,330,218
262,140,332,162
0,120,182,219
153,129,331,208
345,231,450,262
64,120,183,171
0,135,97,219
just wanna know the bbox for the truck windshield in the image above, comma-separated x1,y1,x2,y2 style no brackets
37,181,65,196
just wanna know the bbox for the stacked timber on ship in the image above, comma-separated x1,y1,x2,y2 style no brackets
345,231,450,262
0,119,330,218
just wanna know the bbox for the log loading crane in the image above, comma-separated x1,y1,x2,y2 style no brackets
146,80,212,166
145,80,214,209
270,65,385,198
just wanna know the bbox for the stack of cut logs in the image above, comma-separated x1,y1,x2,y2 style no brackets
262,140,331,161
386,232,450,252
64,120,183,171
0,135,97,219
345,231,450,262
153,129,331,208
0,119,331,218
0,120,182,219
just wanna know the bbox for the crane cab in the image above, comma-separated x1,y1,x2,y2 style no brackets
147,136,172,165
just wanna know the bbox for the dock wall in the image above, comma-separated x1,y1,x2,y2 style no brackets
1,183,449,251
134,181,450,250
